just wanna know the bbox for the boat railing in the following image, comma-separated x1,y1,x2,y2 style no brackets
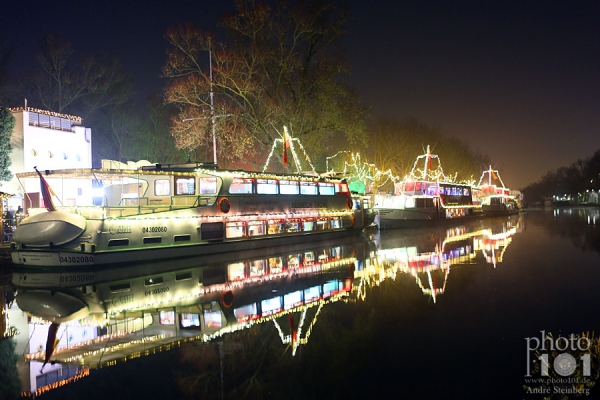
27,195,219,219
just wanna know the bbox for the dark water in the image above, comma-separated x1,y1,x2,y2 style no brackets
4,207,600,400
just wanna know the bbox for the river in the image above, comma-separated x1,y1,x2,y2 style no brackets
2,207,600,399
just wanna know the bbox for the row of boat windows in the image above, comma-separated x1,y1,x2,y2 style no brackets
158,278,350,329
108,247,346,293
154,177,349,196
106,217,345,247
400,182,471,197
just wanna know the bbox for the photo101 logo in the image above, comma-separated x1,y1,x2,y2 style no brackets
525,330,591,377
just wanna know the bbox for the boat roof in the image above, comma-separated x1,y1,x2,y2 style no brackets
16,164,341,182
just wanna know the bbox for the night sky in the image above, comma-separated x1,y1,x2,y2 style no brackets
2,1,600,189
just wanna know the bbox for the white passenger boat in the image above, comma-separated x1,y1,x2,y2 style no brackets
13,238,362,372
473,166,519,217
373,146,481,229
11,161,367,268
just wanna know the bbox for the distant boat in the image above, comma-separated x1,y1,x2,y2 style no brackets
473,166,519,217
373,146,481,229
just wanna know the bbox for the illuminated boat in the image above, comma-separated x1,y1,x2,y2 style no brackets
11,161,368,268
13,239,361,371
472,166,519,217
373,146,482,229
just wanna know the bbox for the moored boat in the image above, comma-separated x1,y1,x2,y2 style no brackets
11,161,367,268
473,166,519,217
373,146,481,229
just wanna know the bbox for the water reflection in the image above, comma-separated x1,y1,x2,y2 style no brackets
2,214,528,398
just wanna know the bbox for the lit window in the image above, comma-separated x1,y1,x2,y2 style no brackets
318,182,335,195
63,153,68,160
226,221,245,238
229,178,254,194
280,180,299,194
199,177,218,194
247,220,266,236
175,177,195,195
256,179,278,194
47,151,53,158
300,181,318,195
155,179,170,196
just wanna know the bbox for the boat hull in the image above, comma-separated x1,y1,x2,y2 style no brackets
11,227,360,268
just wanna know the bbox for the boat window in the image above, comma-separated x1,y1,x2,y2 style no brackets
268,257,284,274
303,251,316,266
229,177,254,194
160,311,175,325
234,304,258,322
180,313,200,328
175,177,195,195
425,198,434,208
316,218,329,230
330,217,342,228
405,197,415,208
155,179,170,196
261,296,282,316
300,181,318,195
302,218,316,231
256,179,279,194
145,277,164,286
318,182,335,195
109,282,131,292
304,286,321,303
228,262,247,281
288,254,301,268
108,239,129,247
335,182,350,194
249,259,267,277
323,279,340,298
226,221,245,238
175,272,192,281
279,180,299,195
174,234,191,242
285,218,301,232
200,222,224,242
204,309,222,328
247,220,266,236
202,267,227,286
415,198,426,208
268,219,284,234
284,290,303,310
143,237,162,244
199,177,218,194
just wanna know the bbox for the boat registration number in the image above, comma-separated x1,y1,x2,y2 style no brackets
59,255,94,265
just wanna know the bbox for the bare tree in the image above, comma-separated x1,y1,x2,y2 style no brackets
163,0,368,168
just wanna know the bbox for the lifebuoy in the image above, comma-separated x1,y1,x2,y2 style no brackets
218,197,231,213
222,290,234,308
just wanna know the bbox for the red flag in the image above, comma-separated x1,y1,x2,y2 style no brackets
35,167,57,211
428,155,432,170
40,322,60,372
491,170,498,180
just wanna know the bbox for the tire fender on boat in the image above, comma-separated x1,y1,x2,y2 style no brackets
347,198,353,210
218,197,231,213
222,290,234,308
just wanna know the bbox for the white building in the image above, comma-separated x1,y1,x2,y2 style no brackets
4,105,92,212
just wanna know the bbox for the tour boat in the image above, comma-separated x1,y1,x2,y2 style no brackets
11,161,367,268
473,166,519,217
14,238,362,370
373,146,481,229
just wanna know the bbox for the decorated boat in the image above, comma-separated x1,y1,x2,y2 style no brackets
373,146,481,229
473,166,519,217
10,160,367,268
12,238,362,378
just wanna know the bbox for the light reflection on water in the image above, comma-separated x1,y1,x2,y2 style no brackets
3,207,600,399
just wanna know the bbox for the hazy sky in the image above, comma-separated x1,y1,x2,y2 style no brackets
2,0,599,189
